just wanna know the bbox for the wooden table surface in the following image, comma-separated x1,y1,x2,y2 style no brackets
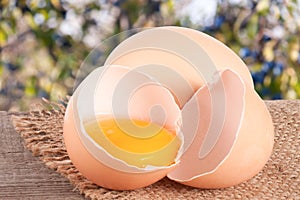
0,111,84,200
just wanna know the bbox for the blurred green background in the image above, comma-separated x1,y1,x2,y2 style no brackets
1,0,300,111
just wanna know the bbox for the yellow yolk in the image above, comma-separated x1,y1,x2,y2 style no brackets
84,117,181,168
100,118,176,153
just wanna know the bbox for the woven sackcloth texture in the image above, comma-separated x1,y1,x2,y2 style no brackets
12,100,300,200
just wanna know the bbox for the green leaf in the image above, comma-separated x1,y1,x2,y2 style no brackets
0,29,7,46
294,82,300,97
25,77,38,97
0,21,14,35
246,15,258,39
24,13,38,29
0,63,3,76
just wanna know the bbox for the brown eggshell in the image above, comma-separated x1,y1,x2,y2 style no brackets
93,66,181,130
105,27,219,107
167,69,274,188
63,97,174,190
105,27,253,109
165,26,254,87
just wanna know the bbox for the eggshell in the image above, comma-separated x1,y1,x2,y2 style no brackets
167,69,274,188
164,26,254,87
63,65,183,190
92,65,181,129
105,26,253,108
64,97,175,190
105,28,218,107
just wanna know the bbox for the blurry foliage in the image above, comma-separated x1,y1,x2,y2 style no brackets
0,0,299,111
201,0,300,100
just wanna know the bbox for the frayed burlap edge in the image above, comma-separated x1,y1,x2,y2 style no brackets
11,99,300,200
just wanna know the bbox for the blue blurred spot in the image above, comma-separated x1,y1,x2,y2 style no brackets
261,88,270,96
262,35,272,42
214,15,225,29
272,93,282,100
239,47,252,58
4,62,19,72
151,1,161,12
251,71,266,84
251,50,259,59
113,0,126,7
273,62,284,76
203,25,216,32
261,61,274,73
38,89,49,98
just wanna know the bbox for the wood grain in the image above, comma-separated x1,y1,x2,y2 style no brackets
0,112,84,200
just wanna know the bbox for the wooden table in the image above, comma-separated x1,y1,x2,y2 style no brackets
0,112,84,200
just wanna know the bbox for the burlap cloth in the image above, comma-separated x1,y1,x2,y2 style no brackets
12,99,300,200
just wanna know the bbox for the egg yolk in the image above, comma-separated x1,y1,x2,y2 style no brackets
99,118,176,153
84,117,181,168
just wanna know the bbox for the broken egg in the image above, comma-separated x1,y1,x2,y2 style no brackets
63,26,274,190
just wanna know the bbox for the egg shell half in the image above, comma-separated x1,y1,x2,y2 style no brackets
63,65,183,190
165,26,254,88
167,69,274,188
64,97,176,190
105,27,217,107
105,26,253,108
